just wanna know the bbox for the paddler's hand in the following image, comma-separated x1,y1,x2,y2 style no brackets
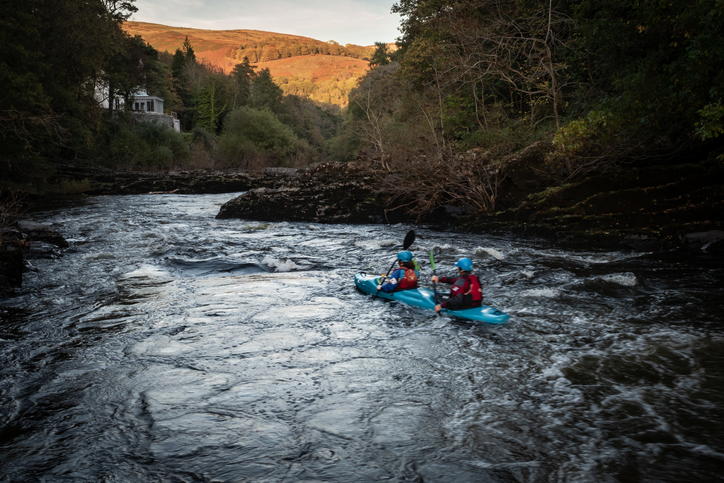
377,285,382,290
435,304,442,313
431,275,439,283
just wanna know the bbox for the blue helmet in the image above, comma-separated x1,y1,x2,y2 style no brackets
397,250,413,262
455,257,473,271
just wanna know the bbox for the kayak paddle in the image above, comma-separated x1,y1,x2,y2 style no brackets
429,248,441,317
373,230,415,300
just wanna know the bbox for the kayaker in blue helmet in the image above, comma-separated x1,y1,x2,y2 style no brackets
431,257,482,313
377,250,419,292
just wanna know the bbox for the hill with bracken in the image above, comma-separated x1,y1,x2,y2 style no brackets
122,21,374,107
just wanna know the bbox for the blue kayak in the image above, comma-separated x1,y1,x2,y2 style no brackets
354,273,510,324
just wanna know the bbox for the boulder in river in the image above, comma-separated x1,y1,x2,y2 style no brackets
216,162,393,223
0,250,23,295
0,221,69,296
17,221,69,248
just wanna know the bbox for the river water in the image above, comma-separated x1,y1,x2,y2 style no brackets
1,193,722,482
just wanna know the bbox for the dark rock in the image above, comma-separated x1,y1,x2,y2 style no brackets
25,241,61,259
468,157,724,251
1,227,23,245
684,230,724,246
216,162,391,223
55,164,295,196
496,141,557,210
17,220,68,248
0,250,23,296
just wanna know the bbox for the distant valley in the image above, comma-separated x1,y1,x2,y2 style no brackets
122,22,375,107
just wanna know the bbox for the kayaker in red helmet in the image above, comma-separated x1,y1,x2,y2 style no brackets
430,257,482,313
377,250,419,292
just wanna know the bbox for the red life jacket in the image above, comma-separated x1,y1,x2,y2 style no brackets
397,266,419,290
463,274,482,306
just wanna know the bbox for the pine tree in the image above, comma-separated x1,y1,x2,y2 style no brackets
369,42,390,67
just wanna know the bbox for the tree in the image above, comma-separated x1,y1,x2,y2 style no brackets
0,0,126,160
169,38,204,130
389,0,573,154
260,45,280,62
219,107,309,166
349,63,403,171
196,75,228,133
568,0,724,146
100,0,138,22
251,68,284,113
369,42,390,67
104,34,159,119
183,36,196,64
231,57,256,108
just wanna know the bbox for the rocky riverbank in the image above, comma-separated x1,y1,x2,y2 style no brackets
4,149,722,297
214,151,724,254
52,162,297,195
216,162,397,224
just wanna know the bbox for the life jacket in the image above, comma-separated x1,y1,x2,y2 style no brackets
462,274,482,306
397,266,419,290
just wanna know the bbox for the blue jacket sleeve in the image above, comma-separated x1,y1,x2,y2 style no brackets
380,268,404,292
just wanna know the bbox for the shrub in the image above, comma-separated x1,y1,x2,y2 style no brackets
190,126,217,151
109,121,190,169
219,107,312,167
325,128,359,162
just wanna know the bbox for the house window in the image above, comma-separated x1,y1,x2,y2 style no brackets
134,102,140,111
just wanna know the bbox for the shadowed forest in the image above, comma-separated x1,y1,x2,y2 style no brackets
1,0,723,234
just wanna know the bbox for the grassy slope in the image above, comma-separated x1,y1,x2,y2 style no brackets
256,56,368,83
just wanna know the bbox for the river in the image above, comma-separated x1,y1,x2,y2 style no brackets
1,193,722,482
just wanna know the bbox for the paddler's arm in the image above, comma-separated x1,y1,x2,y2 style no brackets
431,275,454,284
439,278,468,309
377,268,403,292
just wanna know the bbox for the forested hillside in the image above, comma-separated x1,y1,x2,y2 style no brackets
337,0,724,237
122,22,374,107
2,0,722,243
0,1,353,198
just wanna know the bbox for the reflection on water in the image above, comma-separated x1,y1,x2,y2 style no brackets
1,193,723,482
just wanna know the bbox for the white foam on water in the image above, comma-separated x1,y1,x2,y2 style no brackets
474,246,505,260
378,239,399,247
355,237,413,250
355,239,391,249
262,255,302,272
520,287,560,298
598,272,638,286
467,460,541,469
525,247,645,265
119,265,169,280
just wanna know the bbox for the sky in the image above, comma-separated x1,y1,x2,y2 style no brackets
131,0,402,46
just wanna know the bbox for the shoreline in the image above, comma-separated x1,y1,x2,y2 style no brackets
11,159,724,256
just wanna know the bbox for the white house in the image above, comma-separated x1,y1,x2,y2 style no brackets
131,90,164,114
96,86,180,132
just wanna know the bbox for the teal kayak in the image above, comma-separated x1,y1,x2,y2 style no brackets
354,273,510,324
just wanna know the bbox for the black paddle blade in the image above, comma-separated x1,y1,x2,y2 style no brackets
403,230,415,250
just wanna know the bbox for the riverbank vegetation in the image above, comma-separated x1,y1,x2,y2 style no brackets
0,0,347,195
1,0,723,241
338,0,724,227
